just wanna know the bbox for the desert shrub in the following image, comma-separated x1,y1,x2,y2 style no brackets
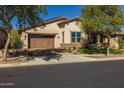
10,30,23,49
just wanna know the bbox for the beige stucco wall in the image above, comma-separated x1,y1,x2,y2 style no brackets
21,21,64,49
63,22,84,44
21,21,84,49
21,19,120,49
21,32,28,49
104,37,119,49
110,37,119,49
63,22,80,43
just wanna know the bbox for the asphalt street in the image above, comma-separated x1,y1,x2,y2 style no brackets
0,59,124,88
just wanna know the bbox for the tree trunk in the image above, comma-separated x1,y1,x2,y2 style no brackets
3,32,11,61
106,35,110,56
96,34,101,48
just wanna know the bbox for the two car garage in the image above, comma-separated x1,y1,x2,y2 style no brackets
28,34,55,49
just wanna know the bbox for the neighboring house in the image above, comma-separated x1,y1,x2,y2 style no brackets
21,16,85,49
88,32,124,49
20,16,123,50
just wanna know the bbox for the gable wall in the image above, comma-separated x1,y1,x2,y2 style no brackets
21,20,86,49
21,21,64,49
63,21,84,44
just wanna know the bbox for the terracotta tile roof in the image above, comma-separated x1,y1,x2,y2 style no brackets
91,31,124,37
111,32,124,36
43,16,68,24
18,16,68,32
26,32,57,35
58,17,80,27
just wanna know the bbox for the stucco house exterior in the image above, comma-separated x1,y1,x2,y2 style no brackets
20,16,122,50
21,16,85,49
87,32,119,49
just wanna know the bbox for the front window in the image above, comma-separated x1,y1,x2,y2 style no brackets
71,32,81,43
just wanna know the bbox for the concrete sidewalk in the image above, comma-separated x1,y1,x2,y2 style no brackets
0,54,96,68
0,53,124,68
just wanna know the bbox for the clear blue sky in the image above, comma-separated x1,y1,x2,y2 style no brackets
13,5,84,28
43,5,124,19
43,5,84,19
13,5,124,28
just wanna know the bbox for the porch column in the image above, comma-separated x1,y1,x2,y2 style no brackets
96,34,101,48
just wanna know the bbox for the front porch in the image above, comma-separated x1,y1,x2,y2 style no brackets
87,32,119,49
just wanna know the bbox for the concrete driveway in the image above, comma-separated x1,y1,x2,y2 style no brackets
0,59,124,88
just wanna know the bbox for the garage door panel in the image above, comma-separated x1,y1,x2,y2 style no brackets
29,37,54,49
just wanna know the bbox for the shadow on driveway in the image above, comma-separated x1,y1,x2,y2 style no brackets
10,49,63,62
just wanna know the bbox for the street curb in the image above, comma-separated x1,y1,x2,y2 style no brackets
97,57,124,61
0,57,124,68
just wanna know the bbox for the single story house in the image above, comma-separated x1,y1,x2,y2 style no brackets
20,16,122,50
21,16,85,49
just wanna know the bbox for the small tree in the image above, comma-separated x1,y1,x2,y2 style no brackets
80,5,124,56
10,30,22,49
0,6,47,61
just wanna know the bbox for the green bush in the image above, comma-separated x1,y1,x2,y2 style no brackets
10,30,23,49
118,38,124,49
79,48,105,54
64,48,124,55
79,48,124,54
110,49,124,54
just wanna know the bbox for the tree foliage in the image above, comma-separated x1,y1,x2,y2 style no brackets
80,5,124,56
0,5,47,31
10,30,22,49
81,5,124,34
0,5,47,61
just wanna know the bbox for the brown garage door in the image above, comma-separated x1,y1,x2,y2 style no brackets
29,34,54,49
